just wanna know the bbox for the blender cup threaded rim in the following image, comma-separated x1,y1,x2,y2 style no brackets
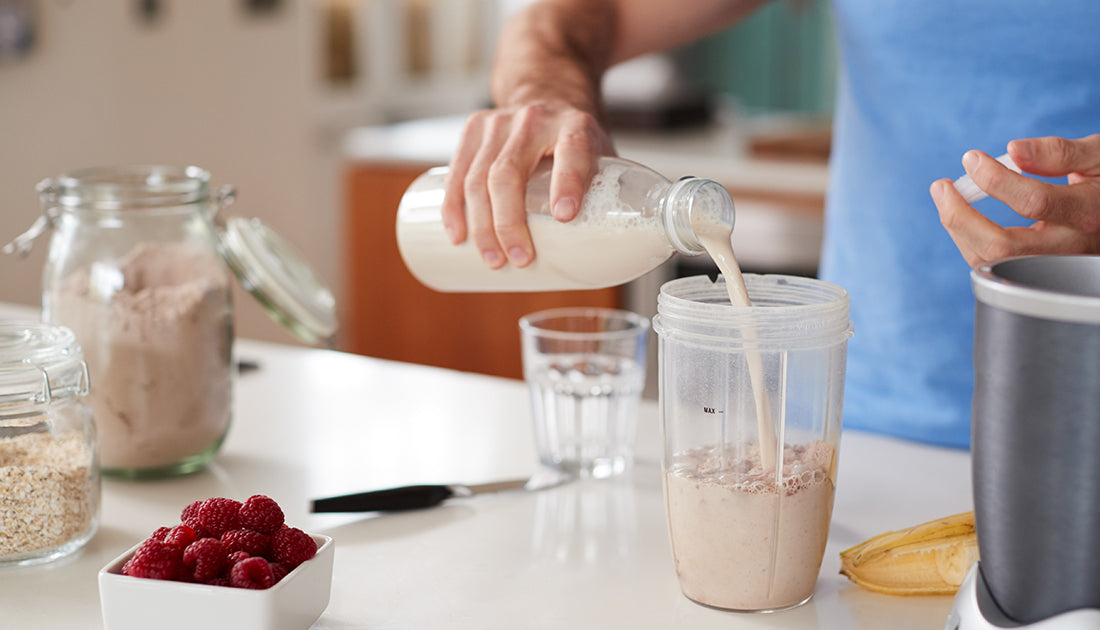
653,275,852,350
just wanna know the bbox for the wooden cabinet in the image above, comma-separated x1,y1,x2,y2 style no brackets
342,162,622,380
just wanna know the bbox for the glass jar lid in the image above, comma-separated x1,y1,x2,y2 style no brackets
0,322,89,418
220,217,337,344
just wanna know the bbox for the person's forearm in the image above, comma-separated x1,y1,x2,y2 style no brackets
490,0,769,117
490,0,616,117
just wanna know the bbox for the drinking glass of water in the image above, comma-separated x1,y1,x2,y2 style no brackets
519,307,649,479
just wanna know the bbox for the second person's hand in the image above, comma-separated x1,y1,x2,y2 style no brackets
931,134,1100,266
440,99,615,269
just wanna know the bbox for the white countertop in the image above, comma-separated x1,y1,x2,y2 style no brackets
0,301,972,629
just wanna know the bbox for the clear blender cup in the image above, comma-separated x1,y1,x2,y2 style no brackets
653,274,852,612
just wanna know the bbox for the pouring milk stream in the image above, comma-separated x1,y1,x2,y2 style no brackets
692,211,778,472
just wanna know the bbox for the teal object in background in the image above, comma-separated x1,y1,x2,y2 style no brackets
677,0,837,115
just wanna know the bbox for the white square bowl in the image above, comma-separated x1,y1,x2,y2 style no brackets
99,534,333,630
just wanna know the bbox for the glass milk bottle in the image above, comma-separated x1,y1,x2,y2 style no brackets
5,165,336,479
396,157,735,292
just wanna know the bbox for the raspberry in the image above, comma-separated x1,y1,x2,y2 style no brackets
229,557,275,589
126,540,183,581
270,562,289,584
126,494,311,588
239,494,284,534
181,499,204,522
150,526,173,543
198,497,242,536
271,526,316,569
182,538,228,583
181,516,210,538
164,524,197,551
221,528,270,558
227,550,250,564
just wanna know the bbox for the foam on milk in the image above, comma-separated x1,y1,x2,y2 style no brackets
571,163,633,225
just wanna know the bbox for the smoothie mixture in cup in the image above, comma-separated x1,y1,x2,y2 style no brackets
653,274,852,612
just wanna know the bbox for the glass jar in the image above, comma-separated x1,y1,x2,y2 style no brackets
0,321,99,566
40,166,235,478
7,165,336,479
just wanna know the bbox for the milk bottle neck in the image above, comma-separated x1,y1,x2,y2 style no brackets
659,177,736,256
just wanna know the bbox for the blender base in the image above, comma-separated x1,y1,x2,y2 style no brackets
946,563,1100,630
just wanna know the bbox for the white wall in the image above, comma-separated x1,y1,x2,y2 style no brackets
0,0,332,345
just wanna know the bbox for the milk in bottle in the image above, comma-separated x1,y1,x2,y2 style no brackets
395,157,734,292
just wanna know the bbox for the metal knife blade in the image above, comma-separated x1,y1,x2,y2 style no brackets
310,472,567,513
447,478,530,498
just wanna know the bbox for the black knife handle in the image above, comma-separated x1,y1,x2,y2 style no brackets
311,485,455,513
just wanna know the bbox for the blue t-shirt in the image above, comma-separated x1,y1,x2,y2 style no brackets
822,1,1100,448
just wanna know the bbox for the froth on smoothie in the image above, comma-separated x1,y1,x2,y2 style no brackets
664,440,836,611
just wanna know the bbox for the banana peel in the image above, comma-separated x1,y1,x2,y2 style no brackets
839,511,979,595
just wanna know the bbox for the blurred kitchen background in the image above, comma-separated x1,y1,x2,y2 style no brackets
0,0,836,382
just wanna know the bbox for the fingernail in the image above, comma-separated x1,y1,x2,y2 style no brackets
482,250,503,267
552,197,577,221
444,225,459,244
930,180,944,202
962,150,980,171
508,247,530,266
1013,139,1035,163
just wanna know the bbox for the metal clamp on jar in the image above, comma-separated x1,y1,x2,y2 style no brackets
4,165,336,479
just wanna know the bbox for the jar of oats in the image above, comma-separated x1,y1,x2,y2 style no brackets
5,165,335,479
0,321,99,566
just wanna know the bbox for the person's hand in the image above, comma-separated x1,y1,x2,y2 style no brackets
440,99,615,269
931,134,1100,267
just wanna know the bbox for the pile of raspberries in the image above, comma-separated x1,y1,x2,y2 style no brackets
121,495,318,589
